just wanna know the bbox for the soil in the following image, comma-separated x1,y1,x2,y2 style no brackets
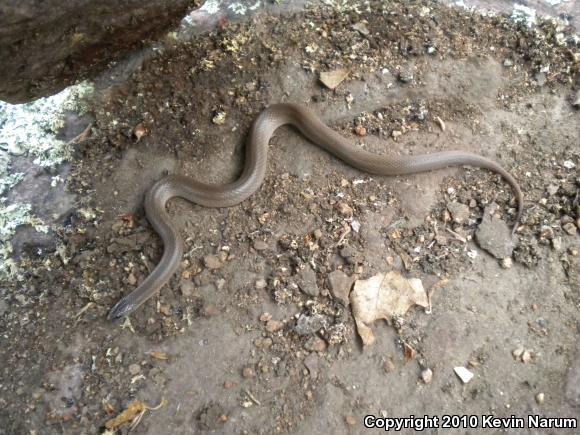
1,1,579,434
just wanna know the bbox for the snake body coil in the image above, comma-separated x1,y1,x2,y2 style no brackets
108,103,523,319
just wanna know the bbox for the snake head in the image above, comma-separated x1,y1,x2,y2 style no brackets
108,298,135,320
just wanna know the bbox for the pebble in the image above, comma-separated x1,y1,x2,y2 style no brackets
294,313,329,336
313,229,323,239
421,368,433,384
253,240,269,251
319,69,350,90
354,125,367,137
563,222,577,235
127,272,137,285
327,270,353,306
546,184,559,195
304,336,327,352
454,366,474,384
475,210,514,259
345,415,357,426
500,257,513,269
398,66,414,83
551,237,562,251
351,21,369,36
180,279,195,297
255,279,267,289
128,364,141,375
521,350,533,363
242,367,256,379
266,319,284,333
203,255,222,269
534,72,547,86
447,202,470,224
335,201,354,217
535,393,545,404
503,58,514,67
304,353,319,379
383,358,395,373
159,305,172,316
260,312,272,322
298,266,320,297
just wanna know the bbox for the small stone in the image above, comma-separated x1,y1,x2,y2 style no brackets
203,255,222,269
327,270,353,306
128,364,141,375
133,122,147,141
500,257,513,269
294,314,329,336
304,353,319,379
421,368,433,384
127,272,137,286
180,279,195,297
503,59,514,67
512,346,524,359
313,229,323,239
159,305,172,316
255,337,273,349
259,312,272,322
534,72,546,86
454,366,474,384
398,66,414,83
391,130,402,139
345,415,356,426
266,319,284,333
551,237,562,251
475,210,514,259
242,367,256,379
563,223,577,235
540,226,555,240
535,393,545,404
521,350,534,363
298,266,319,297
304,336,327,352
255,279,267,289
447,202,470,224
354,125,367,137
335,201,353,217
212,111,226,125
383,358,395,373
546,184,559,195
351,21,369,35
319,69,349,90
253,240,268,251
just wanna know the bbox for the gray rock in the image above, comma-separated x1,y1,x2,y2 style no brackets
447,202,470,224
304,353,319,379
298,266,319,297
327,270,353,306
295,314,329,336
0,0,193,103
475,212,514,259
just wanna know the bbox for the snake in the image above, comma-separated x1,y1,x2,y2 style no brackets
108,103,523,319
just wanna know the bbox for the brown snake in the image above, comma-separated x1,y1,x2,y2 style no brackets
108,103,523,319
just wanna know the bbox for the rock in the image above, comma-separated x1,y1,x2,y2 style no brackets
563,223,577,236
327,270,353,306
475,211,514,259
253,240,269,251
535,393,545,404
242,366,256,379
266,319,284,333
335,201,353,217
398,66,414,83
298,266,319,297
500,257,513,269
354,125,367,137
255,279,267,289
304,353,319,379
546,184,559,195
383,358,395,373
203,255,222,270
294,314,329,336
421,368,433,384
454,366,474,384
351,21,369,36
180,279,195,297
503,59,514,67
447,202,470,224
304,336,327,352
319,69,349,90
0,0,193,103
128,364,141,375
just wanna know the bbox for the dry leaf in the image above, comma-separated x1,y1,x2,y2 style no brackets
149,351,169,361
105,400,145,429
350,271,428,346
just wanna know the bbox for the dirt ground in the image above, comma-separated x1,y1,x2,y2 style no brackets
1,0,579,434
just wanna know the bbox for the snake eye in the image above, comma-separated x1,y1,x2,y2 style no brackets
108,299,133,320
